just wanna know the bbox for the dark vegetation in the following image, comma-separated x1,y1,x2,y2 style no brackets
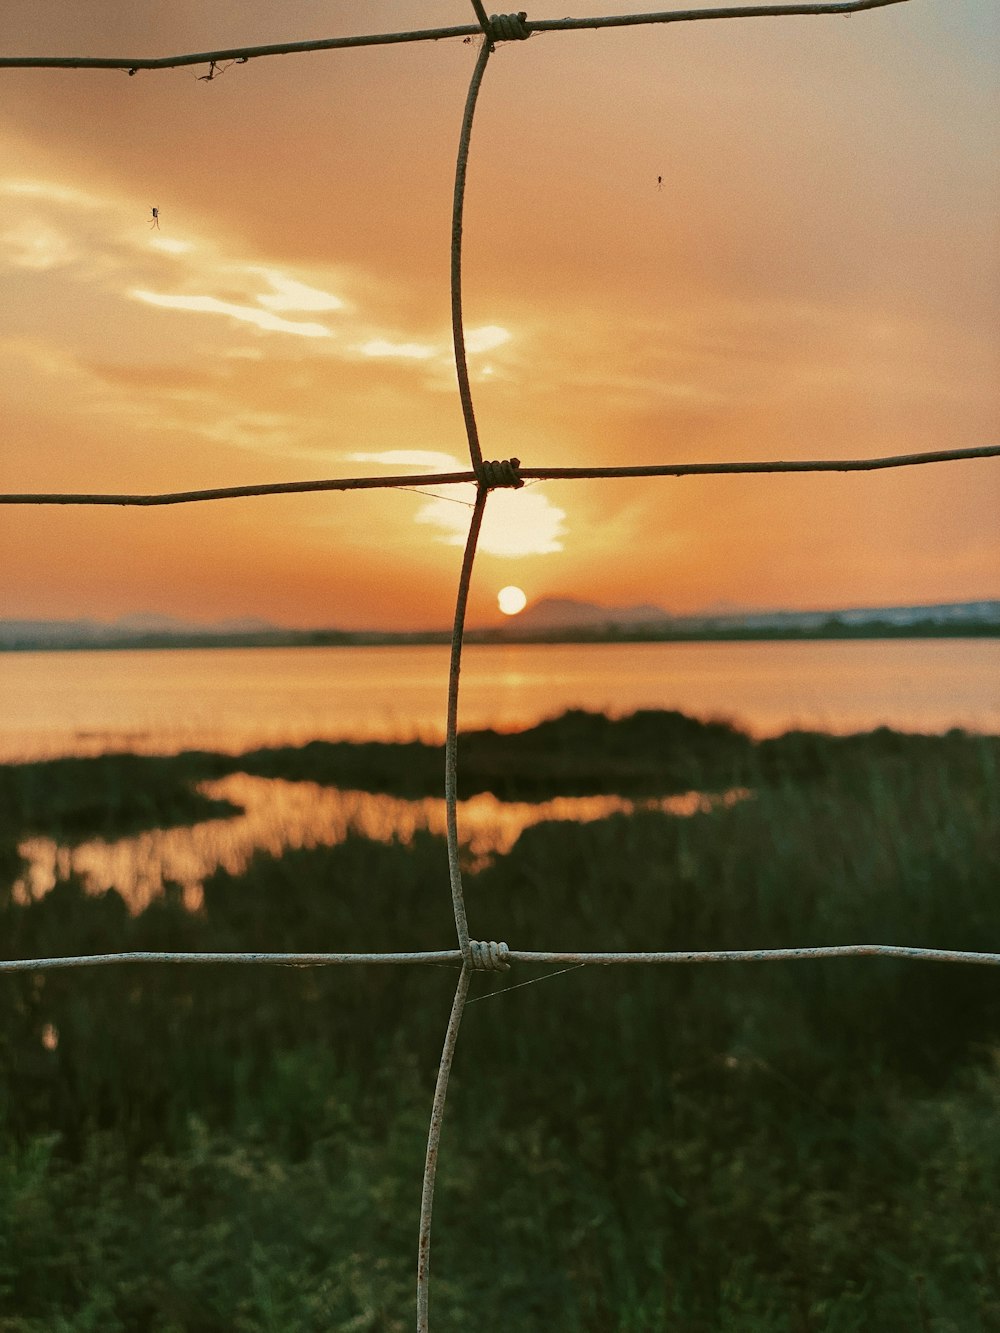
7,708,992,830
1,712,998,1330
0,710,754,837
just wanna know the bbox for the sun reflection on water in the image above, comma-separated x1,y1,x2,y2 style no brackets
15,775,749,913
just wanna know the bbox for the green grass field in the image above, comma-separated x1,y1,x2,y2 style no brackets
1,713,998,1330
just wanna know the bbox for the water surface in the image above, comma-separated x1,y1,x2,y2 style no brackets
2,639,997,761
16,777,748,911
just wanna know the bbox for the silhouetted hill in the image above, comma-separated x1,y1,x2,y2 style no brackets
0,599,997,650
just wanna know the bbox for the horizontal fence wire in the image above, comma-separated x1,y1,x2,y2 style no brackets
4,945,1000,975
3,445,998,507
6,0,998,1329
0,1,913,74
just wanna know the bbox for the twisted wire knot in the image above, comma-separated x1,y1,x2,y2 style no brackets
476,457,523,490
467,940,511,971
488,12,530,43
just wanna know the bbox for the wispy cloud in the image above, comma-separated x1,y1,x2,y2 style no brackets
349,450,463,471
0,174,522,381
149,235,195,256
129,290,332,338
0,178,102,210
253,269,345,313
465,325,511,354
0,222,77,271
416,488,567,557
357,338,437,360
354,324,513,364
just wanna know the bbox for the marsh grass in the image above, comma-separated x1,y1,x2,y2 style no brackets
1,713,998,1330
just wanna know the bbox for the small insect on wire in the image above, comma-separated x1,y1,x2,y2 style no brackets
198,57,248,82
149,206,159,229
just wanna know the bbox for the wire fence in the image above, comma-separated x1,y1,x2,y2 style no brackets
3,1,997,1327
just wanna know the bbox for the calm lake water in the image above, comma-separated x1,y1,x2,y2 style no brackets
1,639,998,762
6,639,996,909
16,779,748,912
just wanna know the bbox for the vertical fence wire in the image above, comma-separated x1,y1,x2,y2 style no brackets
4,2,998,1329
421,35,504,1319
450,40,493,475
417,963,472,1333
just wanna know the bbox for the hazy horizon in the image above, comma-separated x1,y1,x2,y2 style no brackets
3,591,999,639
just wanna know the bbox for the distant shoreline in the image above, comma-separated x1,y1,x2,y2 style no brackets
2,622,998,653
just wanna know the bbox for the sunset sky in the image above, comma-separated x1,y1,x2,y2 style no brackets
1,0,997,630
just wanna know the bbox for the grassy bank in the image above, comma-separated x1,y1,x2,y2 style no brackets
1,714,998,1329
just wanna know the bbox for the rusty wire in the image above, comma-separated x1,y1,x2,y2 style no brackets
2,445,997,509
0,2,912,74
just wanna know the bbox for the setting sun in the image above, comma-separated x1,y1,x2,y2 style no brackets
497,586,527,617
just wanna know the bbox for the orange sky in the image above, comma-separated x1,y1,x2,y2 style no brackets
1,1,997,630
